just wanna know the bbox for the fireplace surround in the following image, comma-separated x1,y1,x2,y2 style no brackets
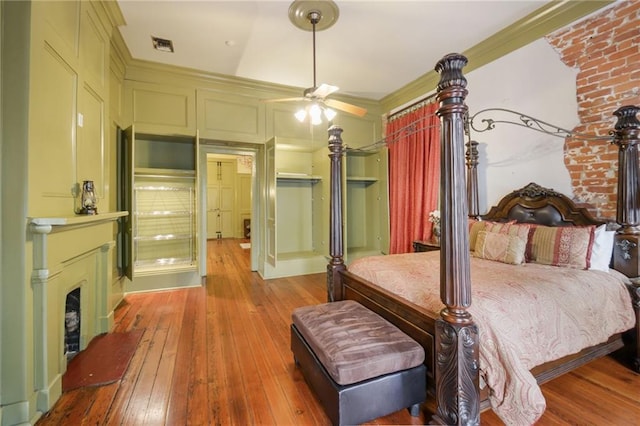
29,211,127,412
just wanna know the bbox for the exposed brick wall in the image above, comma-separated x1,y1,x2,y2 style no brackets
546,0,639,219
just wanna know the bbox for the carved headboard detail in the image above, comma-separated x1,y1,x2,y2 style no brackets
482,182,605,227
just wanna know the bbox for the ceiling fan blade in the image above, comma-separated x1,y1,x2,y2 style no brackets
312,83,339,98
324,99,368,117
261,97,306,103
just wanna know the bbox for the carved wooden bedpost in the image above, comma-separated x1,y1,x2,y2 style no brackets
431,54,480,426
610,105,640,372
612,106,640,273
466,139,480,219
327,125,346,302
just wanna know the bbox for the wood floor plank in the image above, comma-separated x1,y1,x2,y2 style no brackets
106,292,172,424
80,383,118,425
258,278,328,422
223,263,279,424
544,372,638,426
575,355,640,403
234,279,315,424
185,288,209,426
36,238,640,426
208,250,252,425
164,288,199,425
37,386,93,424
122,327,169,424
205,282,232,425
143,289,189,425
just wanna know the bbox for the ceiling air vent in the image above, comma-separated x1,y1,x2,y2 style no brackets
152,36,174,53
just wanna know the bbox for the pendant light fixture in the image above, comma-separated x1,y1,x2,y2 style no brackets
263,1,367,125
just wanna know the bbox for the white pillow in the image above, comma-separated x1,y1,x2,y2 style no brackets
589,224,615,272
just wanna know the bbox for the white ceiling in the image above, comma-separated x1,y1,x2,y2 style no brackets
117,0,550,100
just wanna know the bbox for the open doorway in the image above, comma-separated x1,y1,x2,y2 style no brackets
205,153,250,240
199,143,260,274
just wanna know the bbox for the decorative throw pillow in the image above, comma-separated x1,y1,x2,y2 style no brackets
484,221,530,241
528,225,596,269
468,220,519,252
589,224,615,272
468,220,485,251
474,230,527,265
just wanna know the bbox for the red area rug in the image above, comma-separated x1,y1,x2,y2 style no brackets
62,329,144,392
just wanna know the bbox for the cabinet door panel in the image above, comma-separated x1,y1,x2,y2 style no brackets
266,139,277,267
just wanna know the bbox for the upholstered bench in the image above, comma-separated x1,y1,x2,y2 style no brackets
291,300,426,426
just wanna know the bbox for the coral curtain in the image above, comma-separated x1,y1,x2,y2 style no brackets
388,102,440,254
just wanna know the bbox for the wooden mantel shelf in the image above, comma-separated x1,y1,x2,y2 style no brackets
29,211,128,232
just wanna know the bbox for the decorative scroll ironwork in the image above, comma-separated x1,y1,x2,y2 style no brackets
468,108,613,141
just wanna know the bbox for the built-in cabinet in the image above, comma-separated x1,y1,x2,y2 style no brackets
122,127,200,291
133,172,196,271
260,133,386,278
345,149,384,262
262,138,327,278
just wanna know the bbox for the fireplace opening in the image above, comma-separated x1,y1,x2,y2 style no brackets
64,288,81,361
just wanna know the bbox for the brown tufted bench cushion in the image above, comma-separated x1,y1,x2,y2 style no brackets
292,300,425,384
291,300,426,425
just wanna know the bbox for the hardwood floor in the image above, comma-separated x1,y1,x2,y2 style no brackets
37,239,640,425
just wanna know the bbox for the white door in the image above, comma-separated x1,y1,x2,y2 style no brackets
207,159,235,239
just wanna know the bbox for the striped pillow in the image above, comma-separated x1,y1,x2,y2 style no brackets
527,225,596,269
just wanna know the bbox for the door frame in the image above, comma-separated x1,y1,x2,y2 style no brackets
199,143,260,274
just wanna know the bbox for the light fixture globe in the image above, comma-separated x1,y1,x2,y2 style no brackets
295,103,337,124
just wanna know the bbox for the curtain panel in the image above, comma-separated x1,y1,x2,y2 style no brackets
388,102,440,254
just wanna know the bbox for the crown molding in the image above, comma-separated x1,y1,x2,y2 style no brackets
379,0,615,114
123,57,381,111
98,0,126,29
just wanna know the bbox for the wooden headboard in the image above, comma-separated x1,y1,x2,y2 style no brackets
482,182,605,227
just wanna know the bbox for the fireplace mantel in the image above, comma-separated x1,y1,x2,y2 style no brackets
28,211,127,413
29,211,128,231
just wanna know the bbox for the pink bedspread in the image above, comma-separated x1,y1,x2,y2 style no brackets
348,251,635,425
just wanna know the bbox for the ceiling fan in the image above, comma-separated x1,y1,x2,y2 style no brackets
263,0,367,124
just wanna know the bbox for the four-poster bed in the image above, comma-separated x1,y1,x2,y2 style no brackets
325,53,640,424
